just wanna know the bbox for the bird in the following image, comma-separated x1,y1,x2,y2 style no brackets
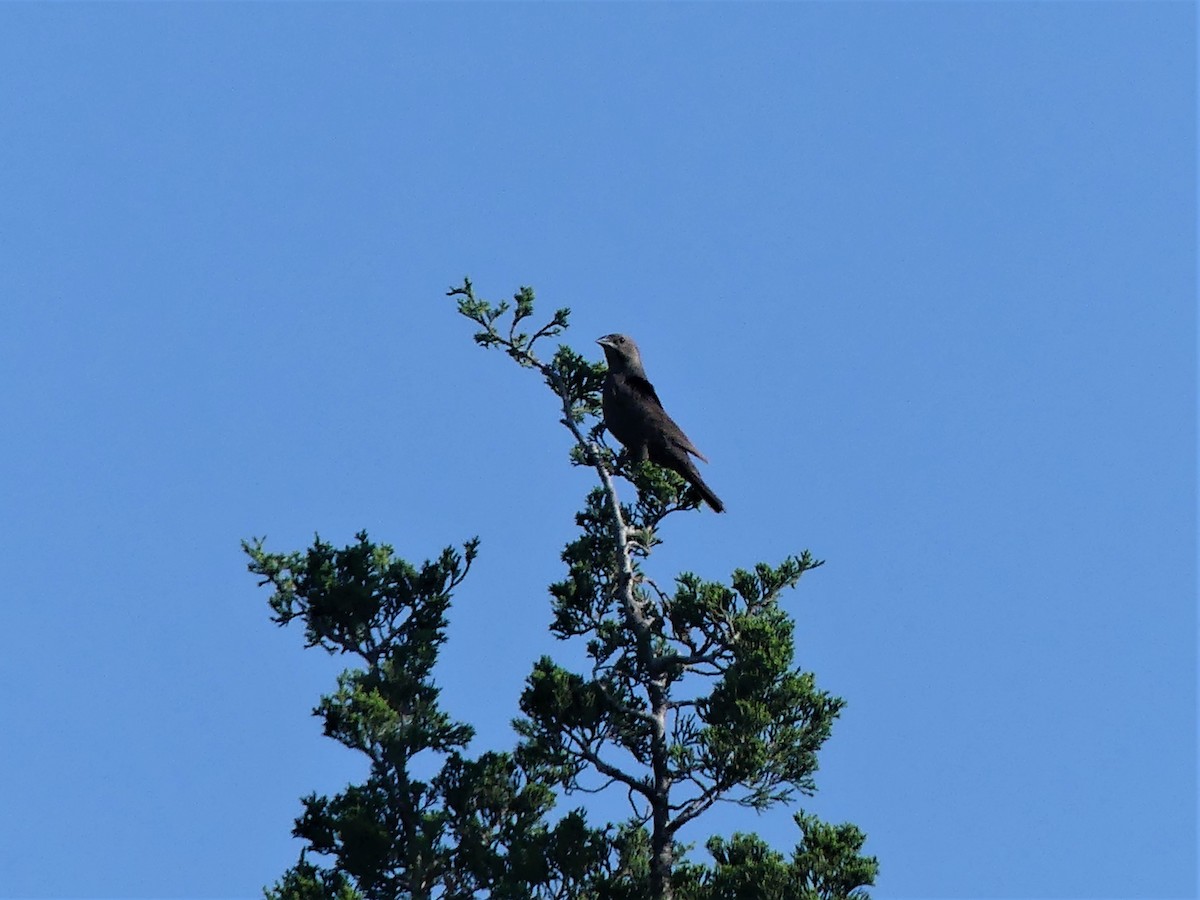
596,333,725,513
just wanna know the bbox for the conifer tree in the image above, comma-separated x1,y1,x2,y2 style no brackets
247,281,877,899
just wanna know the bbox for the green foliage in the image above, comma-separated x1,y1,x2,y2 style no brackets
247,532,612,899
248,281,877,899
700,815,877,900
265,853,362,900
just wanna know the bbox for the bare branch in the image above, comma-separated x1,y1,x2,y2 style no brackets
560,727,653,800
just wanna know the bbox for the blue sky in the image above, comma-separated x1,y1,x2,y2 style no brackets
0,4,1194,898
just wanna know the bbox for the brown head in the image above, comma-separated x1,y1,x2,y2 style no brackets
596,333,647,378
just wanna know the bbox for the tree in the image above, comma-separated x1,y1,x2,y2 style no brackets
246,280,877,899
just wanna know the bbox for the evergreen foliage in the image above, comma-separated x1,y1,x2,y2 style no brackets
246,280,877,899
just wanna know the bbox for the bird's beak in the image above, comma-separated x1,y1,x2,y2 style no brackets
596,336,613,348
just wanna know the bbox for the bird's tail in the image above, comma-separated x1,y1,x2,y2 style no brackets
686,468,725,514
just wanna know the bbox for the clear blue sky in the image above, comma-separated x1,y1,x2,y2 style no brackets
1,4,1194,898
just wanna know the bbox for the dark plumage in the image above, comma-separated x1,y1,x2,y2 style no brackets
596,333,725,513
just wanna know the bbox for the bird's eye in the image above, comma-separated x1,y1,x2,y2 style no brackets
617,336,626,344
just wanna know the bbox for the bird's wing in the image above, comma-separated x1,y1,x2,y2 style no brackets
627,374,665,410
673,431,709,463
630,375,709,464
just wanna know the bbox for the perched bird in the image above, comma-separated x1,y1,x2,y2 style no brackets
596,333,725,513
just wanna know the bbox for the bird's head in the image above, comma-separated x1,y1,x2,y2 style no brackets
596,333,645,375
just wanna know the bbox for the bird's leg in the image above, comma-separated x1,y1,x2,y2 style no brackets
616,442,649,468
